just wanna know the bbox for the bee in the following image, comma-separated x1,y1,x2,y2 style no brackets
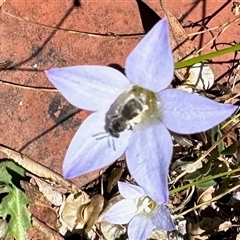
105,90,148,138
93,87,150,147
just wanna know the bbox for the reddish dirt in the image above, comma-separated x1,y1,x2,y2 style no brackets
0,0,239,187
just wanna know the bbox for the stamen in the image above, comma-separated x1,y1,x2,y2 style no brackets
136,196,157,216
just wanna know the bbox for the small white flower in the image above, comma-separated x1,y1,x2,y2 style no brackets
103,181,175,240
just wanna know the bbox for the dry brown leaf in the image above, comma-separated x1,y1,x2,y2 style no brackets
34,177,63,206
232,2,240,16
21,181,52,206
27,216,64,240
177,218,187,237
197,186,215,211
85,225,98,240
28,204,58,230
0,145,78,193
150,228,168,239
59,192,90,231
100,221,126,240
107,166,124,193
180,63,214,92
84,194,104,233
218,221,232,232
0,219,8,239
181,160,203,174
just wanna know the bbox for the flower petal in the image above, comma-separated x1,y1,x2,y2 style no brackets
158,89,238,134
125,18,174,92
118,181,145,199
151,204,175,231
126,123,172,203
45,66,130,111
63,110,131,178
102,199,137,224
128,215,154,240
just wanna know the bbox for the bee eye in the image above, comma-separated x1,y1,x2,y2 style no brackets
113,120,125,132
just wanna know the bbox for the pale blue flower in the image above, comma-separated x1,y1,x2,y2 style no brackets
45,19,237,204
103,181,175,240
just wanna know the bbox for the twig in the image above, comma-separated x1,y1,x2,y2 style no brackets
174,184,240,219
1,4,144,40
0,79,58,92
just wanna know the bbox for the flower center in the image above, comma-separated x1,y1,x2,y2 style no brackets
128,85,159,129
105,85,159,137
136,195,157,216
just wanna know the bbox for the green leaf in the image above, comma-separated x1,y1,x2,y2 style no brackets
171,156,195,170
214,177,231,197
0,185,31,240
0,165,13,185
210,160,228,176
184,170,202,181
211,125,224,153
199,160,212,176
173,135,193,147
0,162,31,239
221,143,237,155
0,160,25,177
210,147,220,159
0,184,12,194
197,180,217,189
0,161,25,185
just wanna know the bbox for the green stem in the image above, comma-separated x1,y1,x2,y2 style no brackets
170,167,240,194
175,44,240,69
